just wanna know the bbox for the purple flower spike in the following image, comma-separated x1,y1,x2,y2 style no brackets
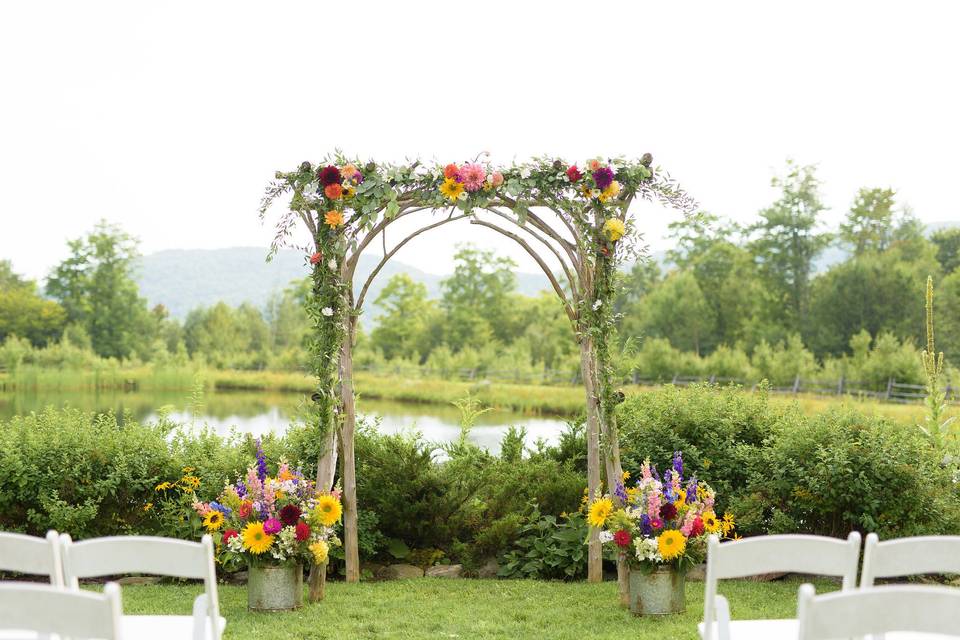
614,480,628,503
673,451,684,480
256,438,268,483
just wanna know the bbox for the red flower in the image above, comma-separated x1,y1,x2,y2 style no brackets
613,529,632,548
690,517,705,537
317,165,342,186
279,504,302,527
660,503,678,521
222,529,239,544
295,522,311,542
238,501,253,519
309,251,322,265
443,163,460,179
566,165,582,182
324,183,343,200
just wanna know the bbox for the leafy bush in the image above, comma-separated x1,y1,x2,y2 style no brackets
497,503,589,580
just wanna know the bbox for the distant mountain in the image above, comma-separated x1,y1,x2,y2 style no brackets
134,247,553,320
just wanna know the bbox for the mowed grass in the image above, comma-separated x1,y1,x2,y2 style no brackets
118,577,836,640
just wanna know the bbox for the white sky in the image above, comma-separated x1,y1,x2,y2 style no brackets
2,1,958,281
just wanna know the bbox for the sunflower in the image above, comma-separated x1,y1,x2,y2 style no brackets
702,510,721,534
721,512,736,536
657,530,687,560
242,521,274,554
203,510,224,531
587,497,614,528
324,210,345,228
309,540,329,564
313,494,343,527
439,178,464,202
154,482,172,492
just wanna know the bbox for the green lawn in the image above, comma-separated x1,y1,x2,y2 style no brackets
120,577,837,639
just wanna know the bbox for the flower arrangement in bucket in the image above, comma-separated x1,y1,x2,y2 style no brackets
193,441,343,611
588,452,735,615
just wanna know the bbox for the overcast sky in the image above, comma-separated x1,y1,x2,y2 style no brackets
2,1,958,281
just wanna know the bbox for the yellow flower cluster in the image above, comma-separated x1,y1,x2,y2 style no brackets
439,178,464,202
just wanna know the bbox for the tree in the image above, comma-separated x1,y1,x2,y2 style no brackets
0,261,66,346
639,270,715,356
749,162,831,332
439,244,517,349
931,227,960,275
45,221,152,359
838,187,897,255
370,274,437,362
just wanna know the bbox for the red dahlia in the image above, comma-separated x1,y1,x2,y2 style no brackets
443,163,460,179
279,504,302,526
295,522,311,542
613,529,632,548
690,517,704,537
222,529,239,544
309,251,322,265
660,503,678,521
317,165,342,186
566,165,583,182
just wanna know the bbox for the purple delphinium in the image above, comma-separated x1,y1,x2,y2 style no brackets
651,464,661,482
235,480,247,498
673,451,684,480
639,514,652,536
686,478,698,503
255,438,268,483
209,501,232,516
592,167,614,190
614,480,628,504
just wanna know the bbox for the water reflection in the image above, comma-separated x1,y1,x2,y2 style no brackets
0,389,569,455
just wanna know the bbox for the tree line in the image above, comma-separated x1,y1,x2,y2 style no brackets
3,160,960,387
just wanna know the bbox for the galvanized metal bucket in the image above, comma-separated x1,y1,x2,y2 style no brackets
247,563,303,611
629,565,686,616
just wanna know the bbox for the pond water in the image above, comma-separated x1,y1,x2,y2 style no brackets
0,389,571,455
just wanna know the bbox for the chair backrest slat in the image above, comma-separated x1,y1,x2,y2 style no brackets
861,533,960,586
0,582,122,639
63,535,209,581
0,531,63,585
798,583,960,639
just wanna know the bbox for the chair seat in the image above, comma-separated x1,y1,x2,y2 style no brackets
698,618,798,640
122,614,226,640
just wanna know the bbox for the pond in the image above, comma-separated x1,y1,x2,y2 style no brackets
0,389,572,455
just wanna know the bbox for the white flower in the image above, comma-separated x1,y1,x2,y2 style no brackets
593,300,602,310
415,164,430,176
457,191,468,201
520,167,532,179
327,259,337,270
599,531,614,544
590,189,601,199
303,181,319,197
321,307,334,317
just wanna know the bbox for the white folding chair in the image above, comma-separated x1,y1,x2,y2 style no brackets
861,533,960,587
700,532,862,640
0,582,123,640
797,583,960,639
0,531,64,586
61,534,224,640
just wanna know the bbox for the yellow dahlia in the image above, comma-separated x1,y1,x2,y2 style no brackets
324,210,345,228
242,521,274,554
702,510,721,534
603,218,626,242
657,530,687,560
313,494,343,527
587,497,614,528
309,540,329,564
439,178,464,202
203,510,224,531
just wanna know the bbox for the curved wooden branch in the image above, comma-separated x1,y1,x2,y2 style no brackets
347,205,429,274
354,211,470,312
469,219,577,325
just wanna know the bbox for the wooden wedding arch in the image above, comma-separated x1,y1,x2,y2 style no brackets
259,153,693,598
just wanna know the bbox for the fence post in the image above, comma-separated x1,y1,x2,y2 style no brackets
708,374,716,384
837,375,844,395
792,375,801,394
632,370,639,385
885,378,894,400
671,373,678,385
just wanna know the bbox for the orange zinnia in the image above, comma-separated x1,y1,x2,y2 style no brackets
324,183,343,199
324,210,345,227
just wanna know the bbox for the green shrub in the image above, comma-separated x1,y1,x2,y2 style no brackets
497,503,589,580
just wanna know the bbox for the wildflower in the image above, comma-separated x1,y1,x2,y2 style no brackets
340,163,361,182
722,513,736,536
324,210,345,227
587,497,614,528
327,258,337,270
593,299,602,311
702,511,721,534
690,516,705,537
279,504,302,527
598,181,621,203
295,522,311,542
309,540,329,564
341,185,356,199
657,530,687,560
182,467,195,473
490,171,504,187
317,165,341,186
321,307,334,317
566,165,583,182
599,530,614,543
203,511,225,531
457,190,468,201
324,183,343,199
263,518,283,535
439,178,464,202
309,251,323,265
458,163,487,192
587,159,602,172
222,529,239,544
613,530,632,549
443,163,460,180
650,517,664,530
312,494,343,527
660,503,678,522
242,522,274,554
519,166,532,179
613,480,628,504
238,500,253,519
143,502,153,512
621,470,631,482
155,482,172,492
603,218,626,242
255,439,268,483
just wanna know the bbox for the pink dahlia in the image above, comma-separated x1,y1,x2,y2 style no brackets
459,163,487,192
490,171,504,187
263,518,282,535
